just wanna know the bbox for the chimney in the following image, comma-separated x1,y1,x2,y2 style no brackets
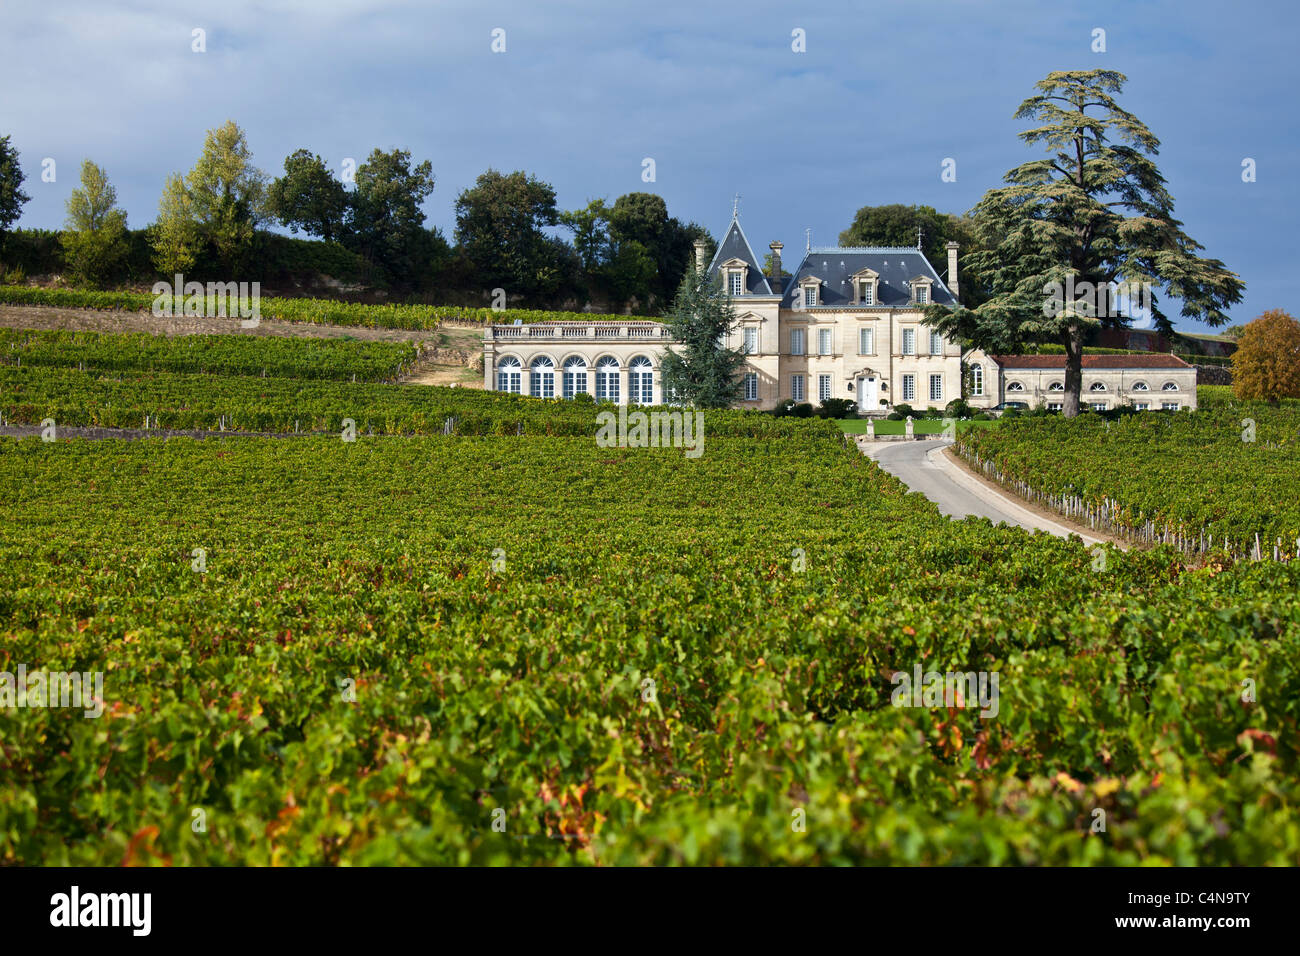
693,239,708,272
946,241,960,299
768,241,783,278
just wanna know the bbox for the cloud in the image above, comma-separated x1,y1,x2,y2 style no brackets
1,0,1292,329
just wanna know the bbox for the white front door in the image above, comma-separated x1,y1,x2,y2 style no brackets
859,376,880,410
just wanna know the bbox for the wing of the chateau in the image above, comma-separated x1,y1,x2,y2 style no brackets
481,210,1198,412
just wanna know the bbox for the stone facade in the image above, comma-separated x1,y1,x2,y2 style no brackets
483,322,669,404
989,354,1199,411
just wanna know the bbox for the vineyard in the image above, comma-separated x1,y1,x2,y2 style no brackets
1,329,1297,866
0,284,632,330
2,429,1298,864
957,387,1300,557
0,329,419,383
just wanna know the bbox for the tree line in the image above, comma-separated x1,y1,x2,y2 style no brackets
0,121,714,313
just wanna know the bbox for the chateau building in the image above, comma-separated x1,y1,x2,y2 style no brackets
481,211,1198,414
704,214,979,412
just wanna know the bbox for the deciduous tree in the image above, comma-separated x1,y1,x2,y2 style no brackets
185,120,268,273
455,169,571,298
63,159,129,286
150,172,200,276
1231,310,1300,403
348,148,436,287
267,149,348,243
0,135,30,262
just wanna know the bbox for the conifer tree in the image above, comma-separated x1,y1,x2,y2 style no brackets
925,70,1244,416
659,263,746,408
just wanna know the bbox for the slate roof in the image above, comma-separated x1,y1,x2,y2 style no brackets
780,246,958,309
706,218,775,296
990,354,1192,370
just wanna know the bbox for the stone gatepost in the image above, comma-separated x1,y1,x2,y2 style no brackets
865,418,875,440
904,415,914,439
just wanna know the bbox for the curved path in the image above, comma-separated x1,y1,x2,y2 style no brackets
860,438,1111,545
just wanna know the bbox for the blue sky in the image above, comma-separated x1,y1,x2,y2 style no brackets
2,0,1295,331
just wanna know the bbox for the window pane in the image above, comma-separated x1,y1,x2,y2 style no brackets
791,375,804,401
791,329,805,355
902,329,915,355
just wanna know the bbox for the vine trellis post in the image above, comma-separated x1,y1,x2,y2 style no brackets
955,441,1293,565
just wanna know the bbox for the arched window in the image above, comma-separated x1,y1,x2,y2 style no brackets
1161,381,1179,391
1007,381,1025,392
562,356,587,399
1089,382,1107,392
497,357,521,394
1132,381,1149,391
529,356,555,398
629,355,654,405
970,364,984,396
595,356,620,403
1048,381,1064,392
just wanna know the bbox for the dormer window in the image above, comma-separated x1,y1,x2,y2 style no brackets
719,258,749,298
797,277,820,309
850,268,879,306
909,276,933,305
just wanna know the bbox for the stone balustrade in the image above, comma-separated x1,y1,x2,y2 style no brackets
487,323,669,342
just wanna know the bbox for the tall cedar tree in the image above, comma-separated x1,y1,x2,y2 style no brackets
1231,310,1300,403
659,262,747,408
923,70,1243,416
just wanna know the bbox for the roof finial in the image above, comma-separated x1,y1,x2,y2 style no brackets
732,193,741,220
805,228,812,251
916,225,924,250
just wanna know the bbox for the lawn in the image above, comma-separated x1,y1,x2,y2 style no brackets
835,417,999,436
